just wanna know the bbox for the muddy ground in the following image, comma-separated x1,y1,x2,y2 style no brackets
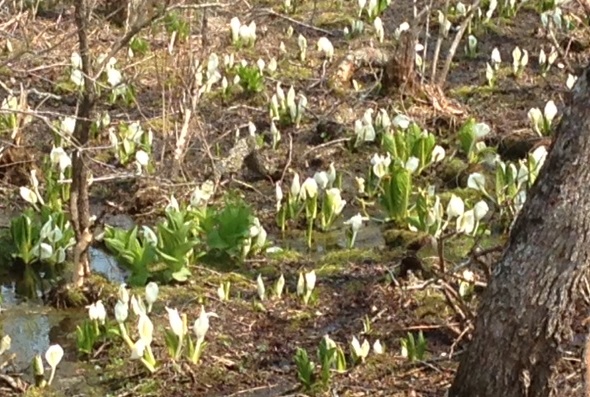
0,0,589,396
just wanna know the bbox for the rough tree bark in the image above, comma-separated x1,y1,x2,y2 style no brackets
70,0,171,287
71,0,96,287
449,64,590,397
382,25,418,94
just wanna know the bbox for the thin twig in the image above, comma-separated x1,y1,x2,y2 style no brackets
430,0,449,82
449,324,473,358
302,137,349,158
197,119,218,183
259,8,336,36
170,2,228,10
0,373,25,393
0,353,15,371
173,106,194,175
231,179,266,197
94,1,174,80
279,133,293,185
547,22,573,74
437,0,482,87
421,1,432,85
58,172,138,184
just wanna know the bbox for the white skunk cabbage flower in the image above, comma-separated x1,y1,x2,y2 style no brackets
144,282,159,313
317,37,334,61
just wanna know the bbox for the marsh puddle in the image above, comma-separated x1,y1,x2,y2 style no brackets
0,288,82,371
0,247,126,371
278,222,385,256
90,247,129,283
0,246,126,394
0,287,105,395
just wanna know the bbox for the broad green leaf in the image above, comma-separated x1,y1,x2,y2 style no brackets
171,266,192,282
458,118,476,158
382,167,411,222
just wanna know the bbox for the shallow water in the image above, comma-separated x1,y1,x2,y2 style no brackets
0,295,81,373
89,247,129,283
0,247,127,393
278,221,385,256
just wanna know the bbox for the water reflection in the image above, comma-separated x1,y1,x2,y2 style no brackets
2,312,51,370
279,223,385,255
89,247,128,283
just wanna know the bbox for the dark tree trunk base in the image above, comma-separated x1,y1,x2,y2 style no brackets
382,29,417,95
449,64,590,397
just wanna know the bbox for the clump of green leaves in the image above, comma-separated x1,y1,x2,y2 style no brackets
97,55,136,105
293,336,347,392
103,226,158,286
154,207,200,282
111,121,153,167
400,331,427,362
103,198,199,286
198,195,259,263
269,83,307,128
76,301,107,357
129,37,150,57
236,64,264,94
318,340,335,387
0,95,19,133
379,117,445,174
10,207,75,271
359,113,445,225
467,145,548,226
457,118,493,164
104,192,265,284
410,188,490,241
76,319,101,356
294,347,315,390
164,11,190,42
359,0,392,20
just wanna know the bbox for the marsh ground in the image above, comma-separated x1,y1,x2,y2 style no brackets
0,0,590,396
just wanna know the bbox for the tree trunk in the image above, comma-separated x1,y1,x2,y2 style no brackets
382,28,417,94
71,0,96,287
449,66,590,397
68,0,170,287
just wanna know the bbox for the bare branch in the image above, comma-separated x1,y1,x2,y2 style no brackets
94,0,173,80
430,0,449,82
437,0,481,88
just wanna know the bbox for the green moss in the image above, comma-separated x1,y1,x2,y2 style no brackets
315,12,351,29
451,84,498,99
136,379,160,393
24,388,61,397
316,248,380,276
343,279,365,294
277,59,313,80
0,66,12,78
66,288,89,307
382,229,429,250
286,311,313,333
439,157,469,187
413,289,450,320
146,115,174,134
268,248,303,263
53,75,80,95
438,187,484,207
157,281,220,307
